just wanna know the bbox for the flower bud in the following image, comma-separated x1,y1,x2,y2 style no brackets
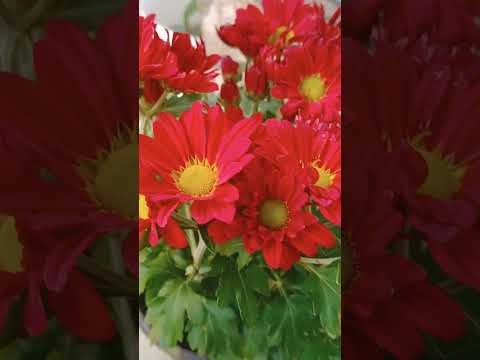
221,56,239,81
220,80,240,105
245,64,267,98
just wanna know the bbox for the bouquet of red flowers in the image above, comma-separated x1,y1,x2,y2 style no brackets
139,1,341,358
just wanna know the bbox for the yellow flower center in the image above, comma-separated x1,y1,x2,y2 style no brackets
259,199,289,230
173,158,219,197
414,146,466,200
312,161,336,189
269,26,295,44
139,195,149,220
0,215,23,273
300,74,326,102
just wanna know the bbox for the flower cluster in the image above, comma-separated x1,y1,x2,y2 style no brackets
139,1,341,271
139,3,341,358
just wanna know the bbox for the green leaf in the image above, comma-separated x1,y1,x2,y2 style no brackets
258,98,282,118
303,262,341,339
216,260,259,325
162,93,202,116
145,279,204,348
139,251,177,295
263,294,318,357
187,300,239,358
215,237,252,270
244,265,270,296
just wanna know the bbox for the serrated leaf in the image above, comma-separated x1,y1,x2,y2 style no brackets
216,261,259,325
215,237,252,270
244,265,270,296
139,251,176,295
146,279,204,348
187,300,238,358
263,294,318,357
303,262,341,339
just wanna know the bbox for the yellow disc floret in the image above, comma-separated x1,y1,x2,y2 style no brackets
139,195,149,220
259,199,289,230
300,73,327,102
94,143,138,219
173,158,219,197
312,161,335,189
0,215,23,273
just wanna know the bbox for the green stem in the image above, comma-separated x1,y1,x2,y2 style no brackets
16,0,55,32
299,256,340,266
107,236,137,360
193,229,207,268
76,255,137,296
181,204,197,258
0,1,15,27
146,90,168,118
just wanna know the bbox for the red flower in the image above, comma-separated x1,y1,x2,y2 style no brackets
139,195,187,248
0,217,115,341
140,102,260,226
271,42,340,122
342,141,465,360
209,160,335,270
166,33,221,93
220,80,240,105
346,40,480,289
221,56,240,80
0,2,139,283
139,15,178,103
218,0,321,57
258,121,341,225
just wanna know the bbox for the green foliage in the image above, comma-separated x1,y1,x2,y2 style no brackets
141,242,342,359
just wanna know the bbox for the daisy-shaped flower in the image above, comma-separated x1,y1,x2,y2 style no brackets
342,141,465,360
218,0,321,57
140,102,260,226
271,42,340,121
0,2,139,282
166,32,221,93
257,121,341,225
139,14,178,103
209,159,335,270
346,40,480,289
0,214,116,341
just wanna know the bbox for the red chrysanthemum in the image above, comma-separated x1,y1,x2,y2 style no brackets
0,215,115,341
0,2,139,282
165,32,221,93
342,140,465,360
208,159,335,270
139,15,178,103
257,121,341,225
271,42,340,122
140,102,260,226
345,40,480,289
218,0,322,57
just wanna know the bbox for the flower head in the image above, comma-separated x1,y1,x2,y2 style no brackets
140,102,260,226
218,0,322,57
271,42,340,121
258,121,341,225
209,160,335,270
